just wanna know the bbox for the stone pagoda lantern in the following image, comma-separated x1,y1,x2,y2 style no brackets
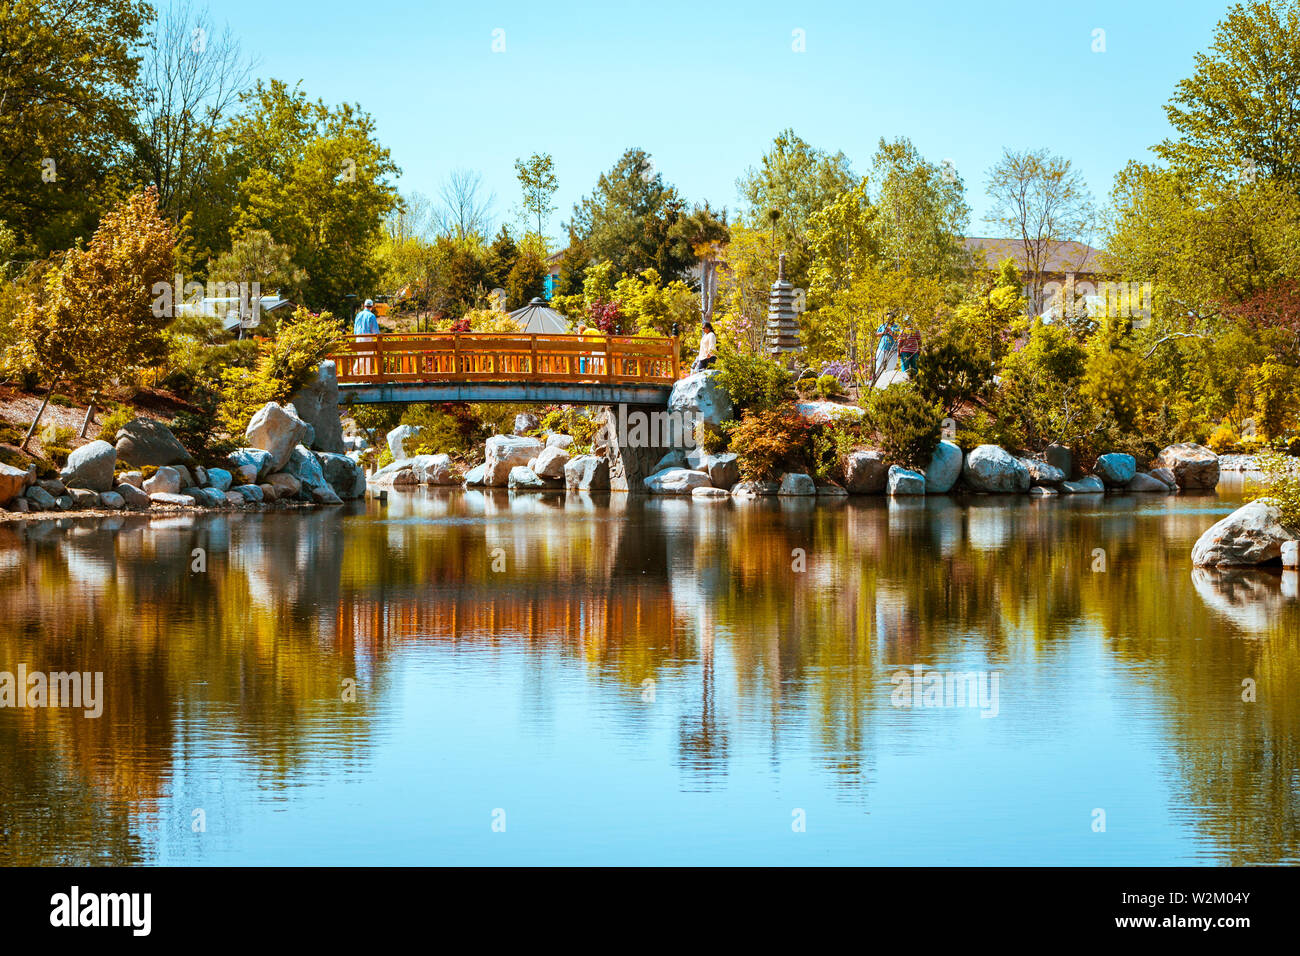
766,252,800,364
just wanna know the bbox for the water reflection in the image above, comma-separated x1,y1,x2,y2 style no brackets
0,489,1297,865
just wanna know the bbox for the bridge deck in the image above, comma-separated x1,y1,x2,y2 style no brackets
330,331,682,405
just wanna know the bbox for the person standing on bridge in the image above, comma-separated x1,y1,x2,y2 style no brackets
353,299,380,376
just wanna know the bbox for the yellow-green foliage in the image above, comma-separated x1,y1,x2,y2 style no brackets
401,404,482,459
13,189,175,393
533,407,601,453
612,268,701,343
1252,452,1300,531
215,308,344,439
695,420,728,454
438,309,525,334
96,404,134,443
714,345,793,414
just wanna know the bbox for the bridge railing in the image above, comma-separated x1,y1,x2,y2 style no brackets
331,332,682,386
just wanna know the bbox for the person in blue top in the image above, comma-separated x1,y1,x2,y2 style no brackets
874,311,901,380
353,298,379,335
353,299,379,376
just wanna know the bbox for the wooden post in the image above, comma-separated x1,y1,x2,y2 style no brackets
530,335,537,379
453,333,460,377
670,336,680,380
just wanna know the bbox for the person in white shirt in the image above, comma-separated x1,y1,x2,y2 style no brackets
694,321,717,372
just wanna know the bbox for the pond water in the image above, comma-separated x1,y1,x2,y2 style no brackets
0,484,1296,866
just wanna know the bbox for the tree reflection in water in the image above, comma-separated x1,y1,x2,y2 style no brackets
0,489,1295,864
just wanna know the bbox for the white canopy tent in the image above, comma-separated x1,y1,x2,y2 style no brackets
508,297,570,335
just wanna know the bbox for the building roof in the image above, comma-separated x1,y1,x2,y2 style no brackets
507,297,570,334
544,237,1110,279
964,237,1107,276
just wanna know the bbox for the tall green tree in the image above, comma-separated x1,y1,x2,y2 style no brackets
570,148,693,280
16,188,176,442
1157,0,1300,188
505,246,546,309
484,226,519,291
554,225,591,297
869,137,970,281
736,129,856,285
0,0,151,255
223,80,400,312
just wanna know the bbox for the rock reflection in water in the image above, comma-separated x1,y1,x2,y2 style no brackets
0,489,1297,864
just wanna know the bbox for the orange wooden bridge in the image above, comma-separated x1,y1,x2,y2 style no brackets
330,332,684,405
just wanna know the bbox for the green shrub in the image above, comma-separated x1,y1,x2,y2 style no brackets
49,393,74,408
725,406,812,481
815,374,843,399
695,420,728,454
96,404,134,443
171,409,237,463
470,403,536,437
715,346,793,414
913,328,994,415
0,446,31,470
1251,452,1300,531
953,409,1001,450
533,407,602,453
215,308,344,440
402,403,483,459
809,417,863,483
863,384,943,469
44,445,72,467
39,424,77,468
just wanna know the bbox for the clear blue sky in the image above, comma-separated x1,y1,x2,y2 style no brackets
209,0,1234,239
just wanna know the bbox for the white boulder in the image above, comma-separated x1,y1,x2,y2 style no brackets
1154,443,1220,490
1095,453,1137,488
1192,499,1298,566
485,435,544,486
246,403,311,471
60,439,116,492
888,465,926,496
668,370,735,430
844,450,887,494
963,445,1030,493
644,467,711,495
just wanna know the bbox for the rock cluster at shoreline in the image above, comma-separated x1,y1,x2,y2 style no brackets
1,402,366,518
363,371,1228,506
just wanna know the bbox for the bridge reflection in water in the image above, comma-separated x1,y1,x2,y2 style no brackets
2,491,1300,864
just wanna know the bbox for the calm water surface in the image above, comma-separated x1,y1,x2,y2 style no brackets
0,483,1297,865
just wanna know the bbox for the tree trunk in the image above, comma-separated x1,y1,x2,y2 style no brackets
21,380,59,452
79,394,97,439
